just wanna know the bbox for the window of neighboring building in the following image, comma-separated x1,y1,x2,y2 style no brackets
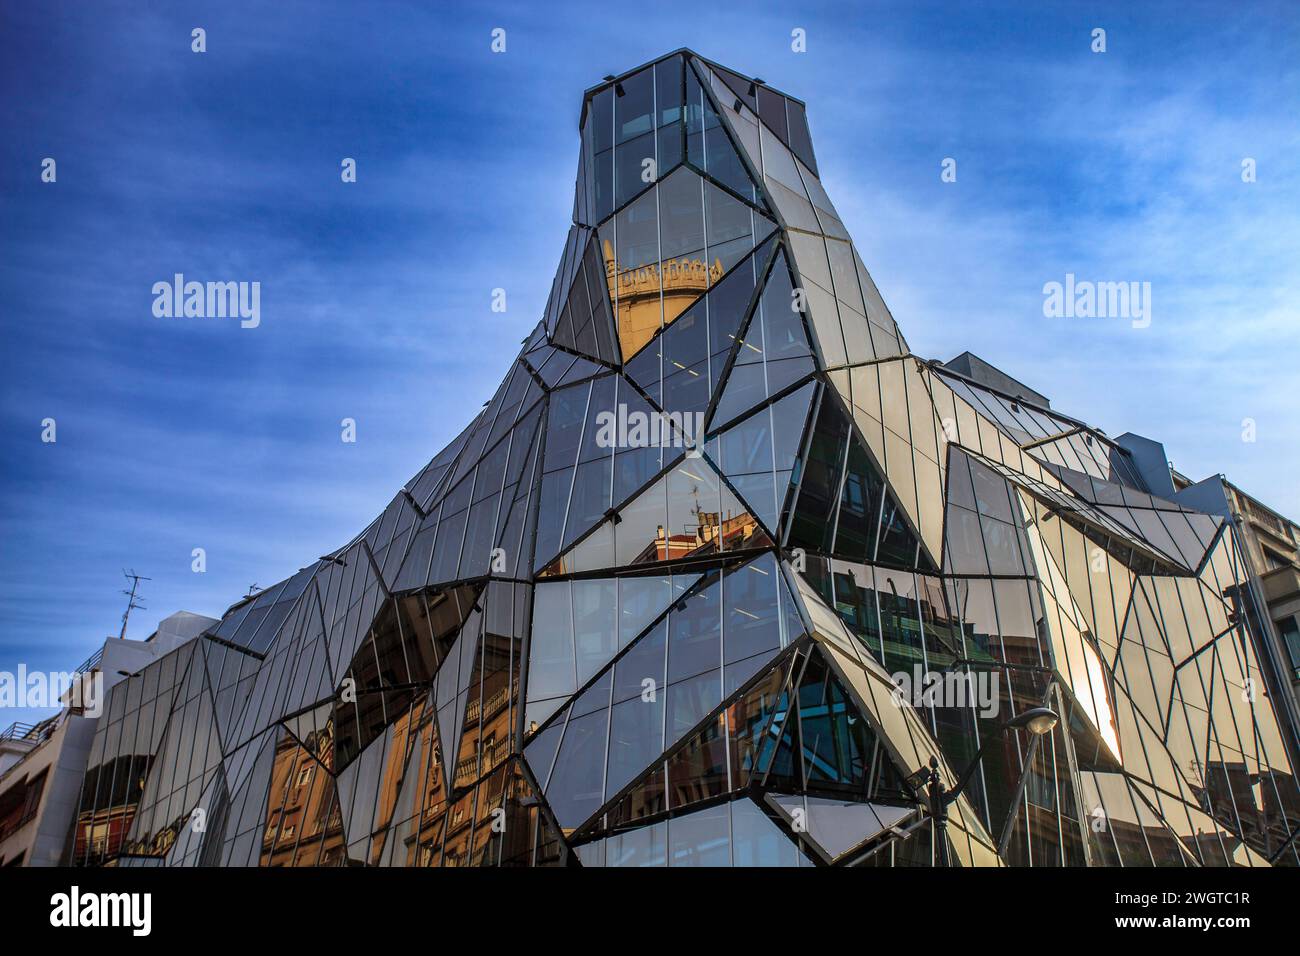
1278,616,1300,681
296,766,312,788
1263,547,1292,571
0,769,48,842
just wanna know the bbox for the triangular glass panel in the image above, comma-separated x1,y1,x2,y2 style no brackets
540,453,772,577
605,164,776,362
283,700,336,765
765,794,914,864
523,701,568,784
523,570,702,739
434,607,482,794
259,728,345,866
626,234,775,423
709,248,817,432
685,61,760,204
788,388,930,570
706,380,816,538
551,234,620,365
692,59,763,180
542,224,587,336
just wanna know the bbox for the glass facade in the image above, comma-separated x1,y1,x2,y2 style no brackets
64,50,1300,868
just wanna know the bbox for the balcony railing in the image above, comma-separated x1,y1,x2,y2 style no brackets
463,685,510,725
1244,499,1293,541
0,719,60,786
0,721,53,744
73,645,104,677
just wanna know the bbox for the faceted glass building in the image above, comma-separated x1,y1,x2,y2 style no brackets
67,51,1300,868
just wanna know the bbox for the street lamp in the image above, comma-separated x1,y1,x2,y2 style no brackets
919,706,1059,867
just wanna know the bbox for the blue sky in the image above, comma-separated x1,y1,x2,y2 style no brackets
2,1,1297,727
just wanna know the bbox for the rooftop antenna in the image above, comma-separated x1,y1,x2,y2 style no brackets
246,583,261,598
118,569,151,640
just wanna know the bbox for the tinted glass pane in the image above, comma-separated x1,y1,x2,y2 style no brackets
606,695,665,799
545,710,608,830
616,68,654,143
667,573,720,682
724,554,782,664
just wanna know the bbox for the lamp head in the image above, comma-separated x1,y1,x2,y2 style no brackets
1006,706,1059,737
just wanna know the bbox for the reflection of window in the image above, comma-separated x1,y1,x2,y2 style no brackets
296,766,312,788
1278,617,1300,680
89,824,110,855
280,824,295,842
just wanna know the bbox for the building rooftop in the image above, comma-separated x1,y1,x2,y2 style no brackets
943,351,1051,408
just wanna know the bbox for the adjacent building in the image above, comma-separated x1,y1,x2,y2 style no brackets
0,714,96,867
0,611,215,866
1170,472,1300,708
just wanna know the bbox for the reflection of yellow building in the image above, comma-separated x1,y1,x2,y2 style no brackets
73,803,137,865
453,668,517,791
605,239,722,358
632,509,765,565
261,721,344,866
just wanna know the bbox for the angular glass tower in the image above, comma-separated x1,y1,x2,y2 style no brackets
68,51,1300,867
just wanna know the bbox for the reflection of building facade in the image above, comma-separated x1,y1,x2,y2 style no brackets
605,237,724,360
628,506,766,565
19,50,1300,868
261,720,344,866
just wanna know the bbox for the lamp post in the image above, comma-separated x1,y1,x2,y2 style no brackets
922,706,1059,867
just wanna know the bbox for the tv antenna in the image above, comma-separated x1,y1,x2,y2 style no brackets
118,569,151,640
